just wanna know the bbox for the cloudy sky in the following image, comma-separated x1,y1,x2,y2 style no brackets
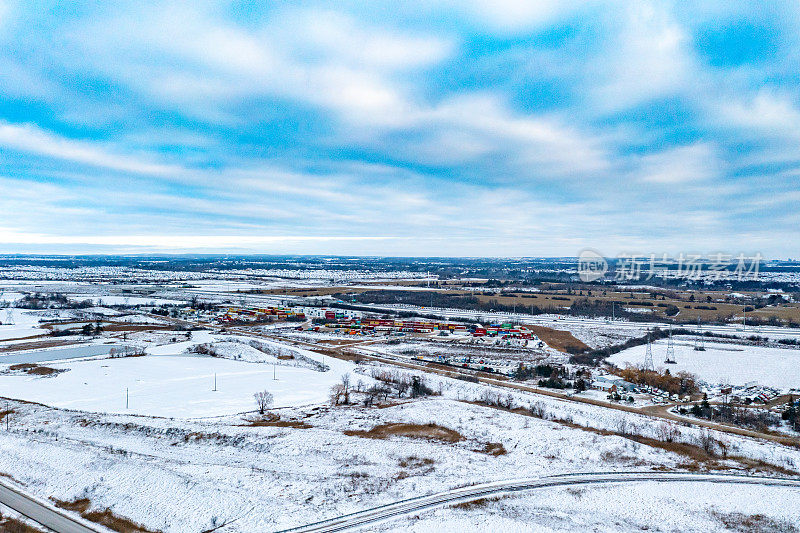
1,1,799,257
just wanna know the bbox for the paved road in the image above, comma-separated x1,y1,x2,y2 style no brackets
0,478,103,533
277,471,800,533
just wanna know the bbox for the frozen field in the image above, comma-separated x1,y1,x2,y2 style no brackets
0,308,49,340
0,395,798,532
0,343,123,364
0,354,354,417
378,480,800,532
67,294,187,306
608,337,800,389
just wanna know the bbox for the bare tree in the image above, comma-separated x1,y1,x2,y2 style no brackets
529,401,546,419
365,384,391,405
396,377,410,398
254,390,274,414
656,422,680,443
329,384,347,406
698,429,718,456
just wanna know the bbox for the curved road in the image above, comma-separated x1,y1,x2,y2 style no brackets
278,471,800,533
0,478,103,532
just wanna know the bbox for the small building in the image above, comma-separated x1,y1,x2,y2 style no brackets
593,374,636,393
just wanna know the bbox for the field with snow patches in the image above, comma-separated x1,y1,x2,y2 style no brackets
0,333,366,417
378,480,800,532
4,396,795,533
0,354,799,531
66,294,188,306
0,308,52,340
608,336,800,389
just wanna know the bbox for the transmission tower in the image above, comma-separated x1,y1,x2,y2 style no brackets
694,316,705,351
664,324,676,364
5,309,14,325
643,330,655,371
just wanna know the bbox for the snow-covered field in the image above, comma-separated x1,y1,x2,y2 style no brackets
67,294,187,306
3,396,796,533
0,355,351,416
1,344,799,531
379,480,800,532
1,272,800,532
0,291,24,303
2,394,799,532
0,308,49,340
0,332,364,417
608,336,800,389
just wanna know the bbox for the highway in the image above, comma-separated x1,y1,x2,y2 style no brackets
0,478,103,533
277,471,800,533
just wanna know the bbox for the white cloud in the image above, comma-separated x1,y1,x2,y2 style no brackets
719,90,800,139
456,0,589,33
345,93,612,176
590,3,695,112
0,121,183,176
285,10,453,70
59,6,449,124
0,229,400,249
636,143,721,184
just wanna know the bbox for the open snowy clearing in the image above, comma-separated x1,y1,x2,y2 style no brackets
0,353,358,417
0,396,797,533
66,295,187,306
0,309,49,340
377,479,800,532
608,336,800,389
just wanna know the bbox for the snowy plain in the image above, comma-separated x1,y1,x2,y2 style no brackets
0,332,367,417
608,336,800,389
377,480,800,532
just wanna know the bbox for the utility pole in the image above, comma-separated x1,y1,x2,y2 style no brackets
273,364,276,380
126,388,129,409
213,373,217,391
5,401,9,431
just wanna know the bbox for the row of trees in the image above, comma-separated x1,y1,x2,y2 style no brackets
329,370,439,407
782,401,800,432
614,366,698,396
679,399,783,432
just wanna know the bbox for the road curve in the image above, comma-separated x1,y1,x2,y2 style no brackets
277,471,800,533
0,478,103,533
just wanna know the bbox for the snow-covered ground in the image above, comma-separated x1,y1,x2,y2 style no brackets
1,273,799,532
0,333,364,417
377,480,800,532
0,308,49,340
67,295,187,306
0,291,24,303
608,336,800,389
0,355,350,416
3,396,796,533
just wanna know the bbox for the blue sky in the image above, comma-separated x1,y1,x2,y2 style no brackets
0,1,799,257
